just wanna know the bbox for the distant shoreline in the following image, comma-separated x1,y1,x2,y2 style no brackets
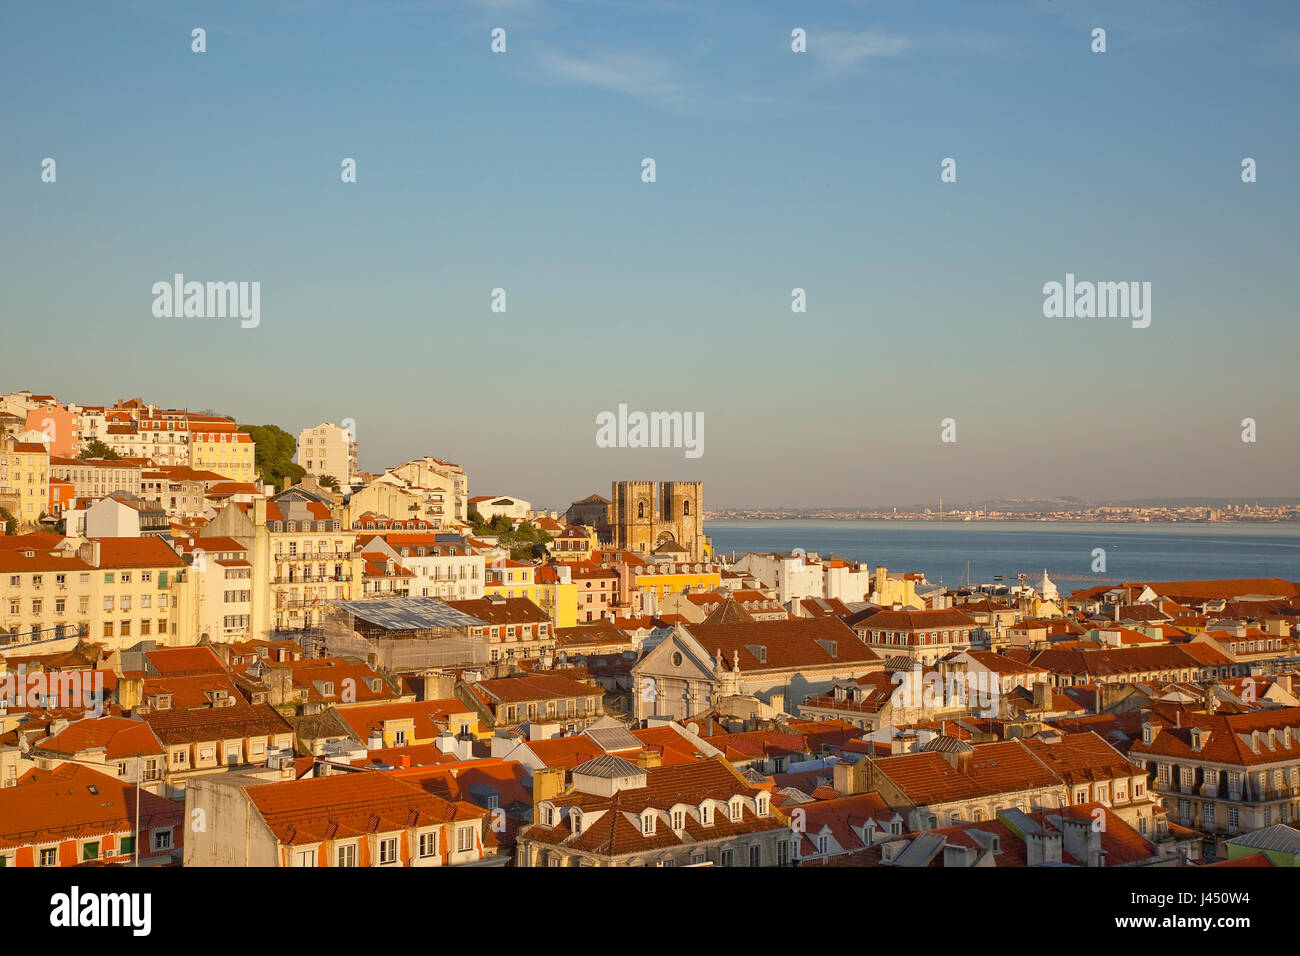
704,515,1299,524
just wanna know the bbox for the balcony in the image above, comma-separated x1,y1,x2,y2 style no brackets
274,574,352,584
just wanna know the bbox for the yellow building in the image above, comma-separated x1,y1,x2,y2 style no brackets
264,497,359,632
632,563,722,603
549,524,599,563
0,438,50,528
871,566,921,608
188,426,256,482
0,543,94,647
534,566,578,628
0,536,187,653
484,560,547,605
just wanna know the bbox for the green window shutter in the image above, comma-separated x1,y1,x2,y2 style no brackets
119,836,135,856
158,571,168,588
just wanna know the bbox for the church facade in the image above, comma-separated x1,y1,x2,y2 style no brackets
608,480,706,562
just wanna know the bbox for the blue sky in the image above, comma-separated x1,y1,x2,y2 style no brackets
3,0,1297,509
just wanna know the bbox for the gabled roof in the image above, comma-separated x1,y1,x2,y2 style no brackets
0,764,181,851
36,716,164,760
687,617,881,672
245,771,485,846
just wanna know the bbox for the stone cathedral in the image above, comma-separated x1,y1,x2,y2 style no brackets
609,480,707,561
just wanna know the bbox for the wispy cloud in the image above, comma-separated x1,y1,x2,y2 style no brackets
812,31,909,70
538,51,681,96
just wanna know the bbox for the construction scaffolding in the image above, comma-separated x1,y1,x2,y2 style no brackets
321,597,490,671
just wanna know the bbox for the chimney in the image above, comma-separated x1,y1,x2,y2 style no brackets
1203,682,1218,714
1033,681,1051,712
832,759,857,795
636,748,662,770
1113,603,1120,623
1025,830,1062,866
532,766,565,822
1275,674,1293,695
943,844,978,868
1060,816,1102,867
454,732,474,762
367,728,383,750
265,664,294,707
940,749,974,773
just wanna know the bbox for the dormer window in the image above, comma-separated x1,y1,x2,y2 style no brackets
543,805,555,828
729,798,743,822
570,808,583,835
641,812,656,836
756,795,769,817
699,804,712,826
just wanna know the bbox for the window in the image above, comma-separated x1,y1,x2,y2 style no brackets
40,847,58,867
294,850,316,867
672,810,684,829
777,841,790,866
378,837,398,864
720,848,733,867
153,830,172,851
419,832,438,858
729,800,742,822
337,843,357,867
119,836,134,857
82,841,99,861
642,813,656,835
457,828,474,852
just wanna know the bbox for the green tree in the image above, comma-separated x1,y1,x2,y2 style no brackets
497,520,553,560
239,424,306,489
79,439,121,460
319,474,340,491
0,508,16,535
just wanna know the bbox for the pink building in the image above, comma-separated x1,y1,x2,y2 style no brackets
24,405,78,458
